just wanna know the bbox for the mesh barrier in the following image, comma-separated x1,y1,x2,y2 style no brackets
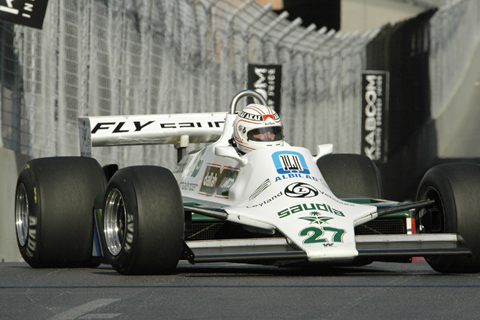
0,0,377,169
366,9,436,156
1,0,478,170
429,0,480,119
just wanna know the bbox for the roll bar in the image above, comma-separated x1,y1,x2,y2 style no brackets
229,90,268,114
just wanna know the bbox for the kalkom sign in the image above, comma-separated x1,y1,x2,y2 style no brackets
361,70,389,164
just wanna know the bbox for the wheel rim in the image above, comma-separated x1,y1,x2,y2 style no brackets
15,183,29,247
418,186,444,233
104,188,127,256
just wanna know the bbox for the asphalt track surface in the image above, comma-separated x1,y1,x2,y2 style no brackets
1,260,480,319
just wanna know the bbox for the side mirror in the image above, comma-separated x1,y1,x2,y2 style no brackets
214,146,248,166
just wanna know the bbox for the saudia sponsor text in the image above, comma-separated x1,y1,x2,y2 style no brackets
278,203,345,219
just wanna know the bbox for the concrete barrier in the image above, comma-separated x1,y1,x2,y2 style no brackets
0,148,31,262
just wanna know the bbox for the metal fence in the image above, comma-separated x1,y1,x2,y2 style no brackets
429,0,480,119
0,0,376,170
0,0,478,170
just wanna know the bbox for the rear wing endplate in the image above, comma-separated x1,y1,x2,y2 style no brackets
78,113,226,157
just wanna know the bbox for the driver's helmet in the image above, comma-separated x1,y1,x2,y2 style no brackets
232,104,284,154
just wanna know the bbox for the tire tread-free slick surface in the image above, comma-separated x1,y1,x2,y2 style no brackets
15,157,106,267
102,166,184,275
416,163,480,273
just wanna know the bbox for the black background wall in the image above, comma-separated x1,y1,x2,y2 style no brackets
366,9,438,201
275,0,341,31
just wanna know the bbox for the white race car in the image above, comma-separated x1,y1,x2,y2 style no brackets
15,91,480,274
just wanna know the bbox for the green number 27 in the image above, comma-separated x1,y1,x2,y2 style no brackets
299,226,346,244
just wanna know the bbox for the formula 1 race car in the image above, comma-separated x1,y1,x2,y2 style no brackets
14,90,480,275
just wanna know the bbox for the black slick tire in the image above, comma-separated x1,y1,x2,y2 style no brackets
102,166,184,275
416,163,480,273
15,157,106,267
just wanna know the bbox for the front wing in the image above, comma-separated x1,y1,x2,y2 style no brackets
182,201,472,265
184,234,470,264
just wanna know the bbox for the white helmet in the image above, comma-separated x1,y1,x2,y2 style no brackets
233,104,284,153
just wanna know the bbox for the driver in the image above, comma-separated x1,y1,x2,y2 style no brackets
230,104,284,154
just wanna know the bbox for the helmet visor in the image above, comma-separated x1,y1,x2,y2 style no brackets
247,126,283,142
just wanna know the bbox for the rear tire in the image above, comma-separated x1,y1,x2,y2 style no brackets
15,157,106,267
317,154,384,198
102,166,184,275
416,163,480,273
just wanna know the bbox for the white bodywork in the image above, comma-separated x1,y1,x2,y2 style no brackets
78,113,226,157
79,91,465,265
173,113,378,262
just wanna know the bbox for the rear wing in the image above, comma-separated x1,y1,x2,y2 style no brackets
78,113,226,157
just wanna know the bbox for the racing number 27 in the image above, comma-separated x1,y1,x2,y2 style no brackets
300,227,345,244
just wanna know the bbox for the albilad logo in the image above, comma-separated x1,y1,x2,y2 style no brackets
284,182,318,198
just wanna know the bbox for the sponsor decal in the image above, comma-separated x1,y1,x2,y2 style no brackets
179,182,198,192
299,213,333,225
284,182,319,198
91,120,224,134
238,112,261,122
275,174,318,182
278,203,345,219
189,149,206,178
273,152,318,182
247,191,282,208
175,149,206,175
199,164,239,199
25,215,37,258
0,0,49,29
298,212,346,244
238,111,280,122
123,212,135,252
247,64,282,113
203,171,217,188
249,179,272,201
361,70,389,163
316,188,355,207
272,151,310,175
191,159,203,177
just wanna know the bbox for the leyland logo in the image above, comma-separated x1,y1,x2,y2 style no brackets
284,182,318,198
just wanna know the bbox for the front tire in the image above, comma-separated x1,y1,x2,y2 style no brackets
102,166,184,275
15,157,106,267
416,163,480,273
